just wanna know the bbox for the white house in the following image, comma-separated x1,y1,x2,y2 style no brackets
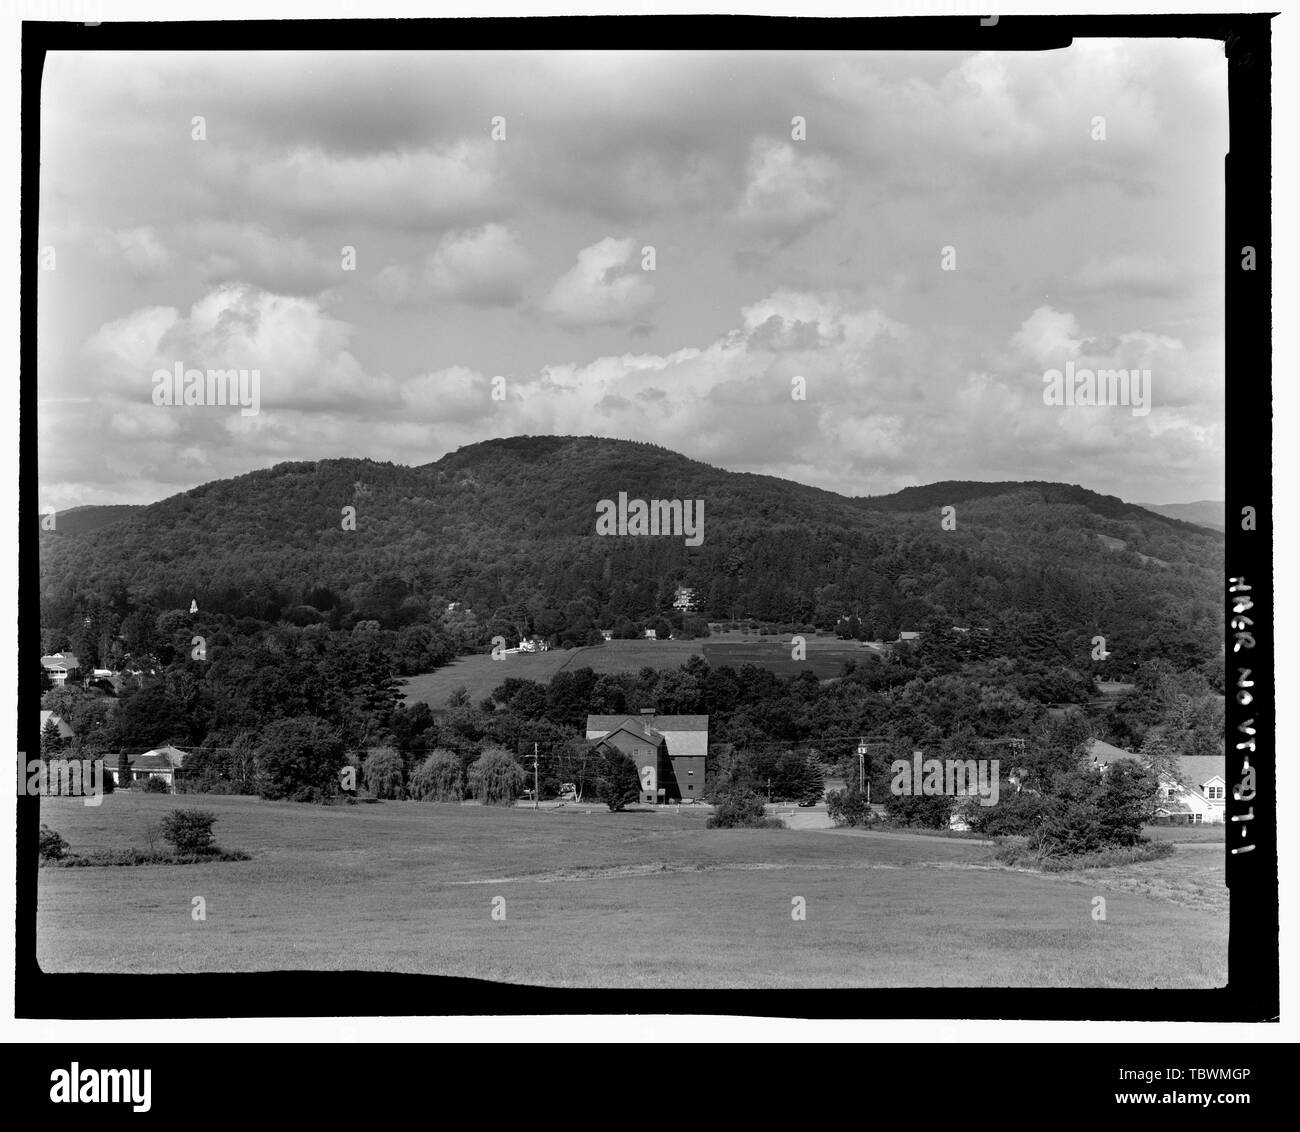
40,652,81,686
1153,755,1227,825
115,745,189,791
672,586,698,613
1085,739,1226,825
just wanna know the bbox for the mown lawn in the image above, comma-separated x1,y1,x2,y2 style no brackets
36,794,1227,988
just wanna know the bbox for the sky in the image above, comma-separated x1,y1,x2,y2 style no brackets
37,45,1227,510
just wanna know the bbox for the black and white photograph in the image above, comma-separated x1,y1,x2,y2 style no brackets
16,8,1279,1053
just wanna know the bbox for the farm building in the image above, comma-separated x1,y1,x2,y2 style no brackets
585,711,708,804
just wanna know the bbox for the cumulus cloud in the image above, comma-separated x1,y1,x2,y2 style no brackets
540,237,656,329
375,224,533,307
734,137,840,242
81,283,386,411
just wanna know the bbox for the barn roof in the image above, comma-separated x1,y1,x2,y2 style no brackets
585,714,709,760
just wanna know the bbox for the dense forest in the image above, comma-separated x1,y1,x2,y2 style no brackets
39,435,1224,680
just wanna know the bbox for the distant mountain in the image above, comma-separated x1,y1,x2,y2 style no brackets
41,504,142,537
1134,500,1226,532
38,436,1223,667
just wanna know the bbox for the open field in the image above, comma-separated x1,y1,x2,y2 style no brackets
37,794,1227,988
401,633,876,708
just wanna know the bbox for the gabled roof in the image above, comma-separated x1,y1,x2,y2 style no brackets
585,717,664,746
40,653,81,669
585,715,709,761
139,745,189,768
1085,738,1137,765
586,714,708,733
1175,755,1226,796
39,710,74,738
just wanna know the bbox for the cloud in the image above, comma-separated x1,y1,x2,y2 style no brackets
734,137,840,243
540,237,656,329
190,222,342,295
92,226,172,278
375,224,533,308
234,142,504,227
1072,252,1188,298
81,283,386,411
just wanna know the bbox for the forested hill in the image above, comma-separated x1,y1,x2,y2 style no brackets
39,436,1223,670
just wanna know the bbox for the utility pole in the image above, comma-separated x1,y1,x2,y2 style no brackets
534,742,539,811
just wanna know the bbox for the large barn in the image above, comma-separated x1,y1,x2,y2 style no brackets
585,711,708,804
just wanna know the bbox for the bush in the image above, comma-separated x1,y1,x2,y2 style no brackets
48,847,251,867
826,787,873,828
141,776,170,794
467,747,526,805
708,787,781,829
966,790,1048,837
160,809,218,855
410,749,464,801
883,790,953,829
363,747,405,800
39,824,69,861
994,833,1173,871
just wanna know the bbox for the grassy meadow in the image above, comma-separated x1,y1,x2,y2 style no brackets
37,792,1227,988
401,632,877,709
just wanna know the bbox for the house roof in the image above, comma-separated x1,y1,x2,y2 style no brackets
1155,799,1194,814
39,710,74,738
131,754,179,771
1087,740,1226,797
1085,738,1137,765
1177,754,1226,795
40,653,81,669
139,745,189,768
587,714,708,733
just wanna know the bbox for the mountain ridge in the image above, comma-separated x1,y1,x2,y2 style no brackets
38,436,1223,673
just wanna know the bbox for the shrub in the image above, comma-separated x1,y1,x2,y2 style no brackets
708,787,780,829
39,824,69,861
826,787,873,828
48,847,251,867
467,747,526,805
966,790,1048,837
363,747,405,800
160,809,217,855
995,833,1173,871
410,749,464,801
883,790,953,829
141,776,170,794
